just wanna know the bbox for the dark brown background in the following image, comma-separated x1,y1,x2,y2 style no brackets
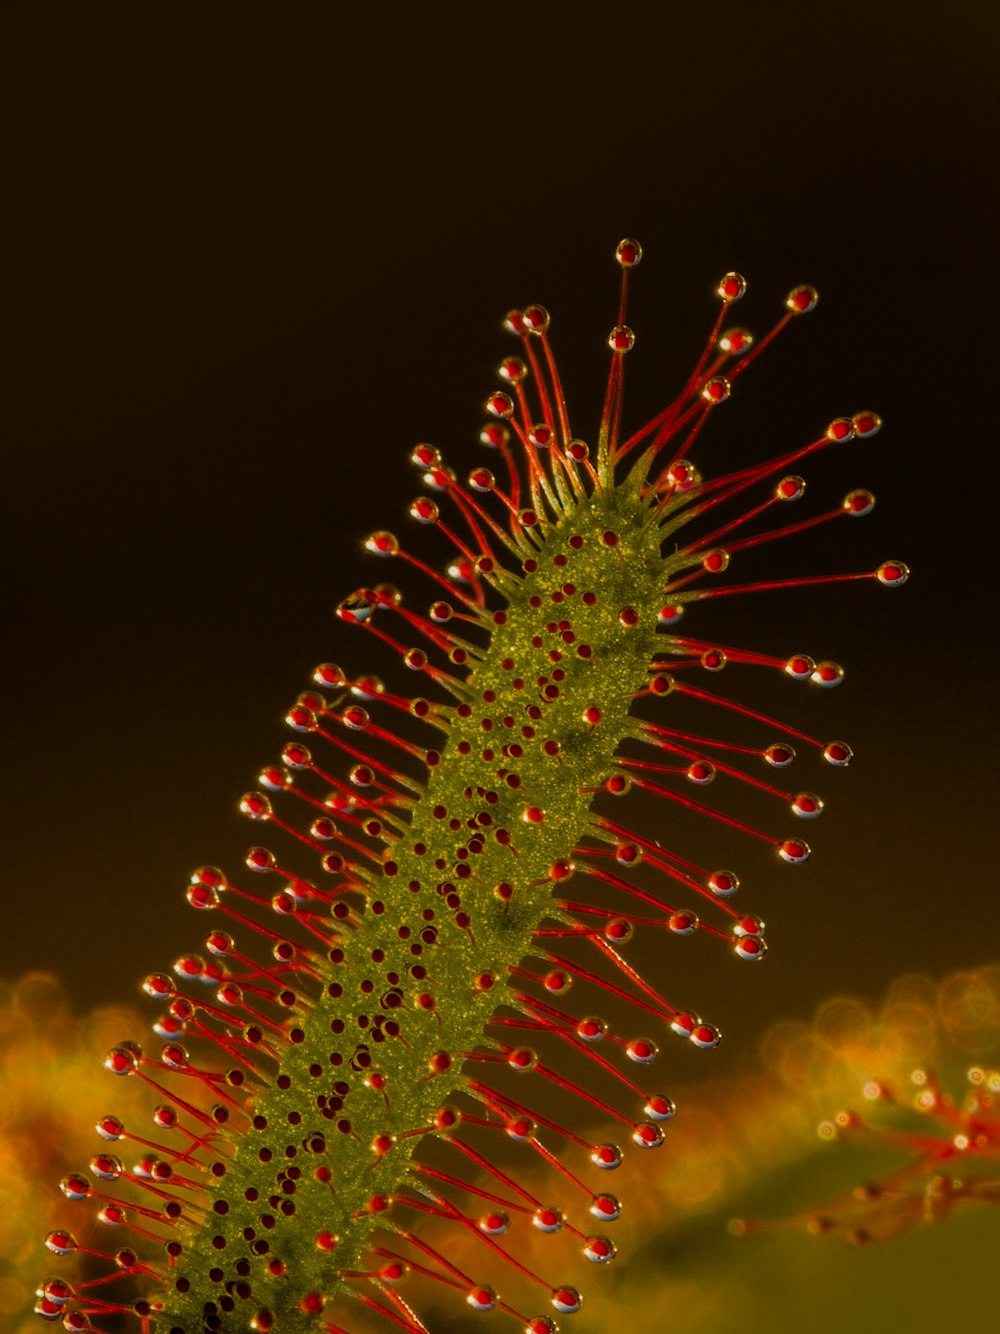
3,1,997,1069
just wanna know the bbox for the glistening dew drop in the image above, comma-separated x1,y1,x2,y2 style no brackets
39,239,908,1334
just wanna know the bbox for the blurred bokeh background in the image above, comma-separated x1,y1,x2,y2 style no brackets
3,2,998,1330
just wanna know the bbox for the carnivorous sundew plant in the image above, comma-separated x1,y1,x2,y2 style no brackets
39,240,908,1334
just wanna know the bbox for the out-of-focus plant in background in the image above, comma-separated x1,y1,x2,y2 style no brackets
524,963,999,1333
7,964,996,1333
0,975,153,1334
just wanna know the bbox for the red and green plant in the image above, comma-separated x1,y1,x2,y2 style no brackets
37,241,907,1334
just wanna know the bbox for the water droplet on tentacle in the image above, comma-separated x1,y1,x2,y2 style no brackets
615,237,642,268
466,1285,497,1312
735,934,768,961
632,1121,665,1149
764,743,796,768
44,1231,77,1256
717,272,747,303
811,661,844,688
608,325,636,354
590,1193,622,1222
823,740,854,766
551,1285,583,1315
876,559,909,586
786,284,818,314
626,1037,659,1063
791,791,824,819
702,376,730,405
591,1143,624,1170
524,1319,558,1334
778,838,811,865
707,869,739,897
644,1093,676,1121
532,1206,564,1233
718,326,752,355
583,1234,617,1263
784,654,816,681
852,410,882,437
